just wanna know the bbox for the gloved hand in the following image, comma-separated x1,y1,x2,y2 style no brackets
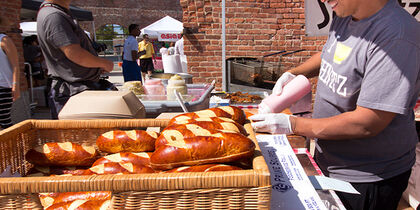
272,72,296,95
249,113,294,134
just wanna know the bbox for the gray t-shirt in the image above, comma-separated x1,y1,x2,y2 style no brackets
313,0,420,182
37,3,101,83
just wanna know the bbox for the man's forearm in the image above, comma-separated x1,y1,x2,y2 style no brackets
288,52,321,78
291,106,396,140
61,44,108,69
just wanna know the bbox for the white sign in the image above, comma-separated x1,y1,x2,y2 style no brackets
158,33,182,42
305,0,420,36
257,135,327,210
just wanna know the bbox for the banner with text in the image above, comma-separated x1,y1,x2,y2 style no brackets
158,33,182,42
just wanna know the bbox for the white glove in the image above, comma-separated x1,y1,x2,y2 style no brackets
249,113,294,134
272,72,296,95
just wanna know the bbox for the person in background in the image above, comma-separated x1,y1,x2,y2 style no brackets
0,17,21,129
23,35,46,86
159,42,168,56
250,0,420,209
138,34,156,80
174,33,184,56
167,42,175,55
122,24,144,82
37,0,114,119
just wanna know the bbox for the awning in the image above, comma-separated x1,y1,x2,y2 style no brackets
141,16,183,41
21,0,94,21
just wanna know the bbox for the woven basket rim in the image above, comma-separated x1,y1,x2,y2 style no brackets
0,119,270,194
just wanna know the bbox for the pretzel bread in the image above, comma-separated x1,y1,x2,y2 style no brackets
27,166,88,176
84,162,155,175
96,130,158,153
155,127,237,148
164,120,247,136
165,164,243,173
25,142,99,167
169,116,235,125
45,199,111,210
92,152,152,167
150,134,255,170
169,106,246,125
39,191,111,209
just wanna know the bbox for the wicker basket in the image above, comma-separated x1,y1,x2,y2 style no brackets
0,119,271,209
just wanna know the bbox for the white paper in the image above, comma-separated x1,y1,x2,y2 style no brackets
309,176,359,194
257,134,327,210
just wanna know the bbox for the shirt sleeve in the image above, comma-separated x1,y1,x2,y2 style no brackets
43,13,79,49
138,41,144,51
357,39,420,114
130,39,138,52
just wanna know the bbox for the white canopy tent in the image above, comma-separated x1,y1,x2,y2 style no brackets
20,21,91,38
20,22,37,37
141,16,183,42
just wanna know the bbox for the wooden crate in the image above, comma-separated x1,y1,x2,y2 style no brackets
0,119,271,209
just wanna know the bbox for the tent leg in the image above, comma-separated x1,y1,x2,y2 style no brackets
92,21,96,41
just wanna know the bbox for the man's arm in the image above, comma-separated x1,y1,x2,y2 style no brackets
287,52,322,78
291,106,396,140
1,36,20,100
60,44,113,72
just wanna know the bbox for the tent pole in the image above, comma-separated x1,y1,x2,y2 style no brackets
92,21,97,41
222,0,227,91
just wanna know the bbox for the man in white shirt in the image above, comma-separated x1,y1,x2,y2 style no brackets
122,24,145,82
174,33,187,73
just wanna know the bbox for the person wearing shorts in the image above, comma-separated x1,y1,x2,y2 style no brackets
138,34,156,80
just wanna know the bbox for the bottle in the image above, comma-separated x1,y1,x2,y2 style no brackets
166,74,188,100
259,75,311,114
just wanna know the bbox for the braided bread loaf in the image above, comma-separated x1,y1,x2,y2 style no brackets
92,152,152,167
96,130,158,153
39,191,111,209
25,142,99,167
165,164,243,173
163,120,247,137
169,106,246,125
84,162,155,175
150,133,255,170
45,199,111,210
155,127,236,148
27,166,88,176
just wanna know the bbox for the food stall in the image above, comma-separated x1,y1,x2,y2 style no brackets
0,82,346,209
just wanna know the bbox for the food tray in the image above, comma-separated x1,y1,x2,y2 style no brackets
139,84,214,118
213,91,269,109
0,119,271,209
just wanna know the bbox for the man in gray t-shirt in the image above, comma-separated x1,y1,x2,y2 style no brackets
251,0,420,209
37,0,113,119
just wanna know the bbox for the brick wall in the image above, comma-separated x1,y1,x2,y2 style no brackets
73,0,183,34
0,0,27,91
180,0,326,89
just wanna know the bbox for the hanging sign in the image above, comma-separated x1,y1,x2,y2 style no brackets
305,0,420,36
158,33,182,42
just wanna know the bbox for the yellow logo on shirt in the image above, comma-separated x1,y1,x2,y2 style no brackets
333,42,352,64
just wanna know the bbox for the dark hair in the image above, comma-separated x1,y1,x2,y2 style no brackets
128,24,139,33
143,34,149,38
23,35,38,46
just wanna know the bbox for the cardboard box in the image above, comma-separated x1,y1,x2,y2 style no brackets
58,91,145,119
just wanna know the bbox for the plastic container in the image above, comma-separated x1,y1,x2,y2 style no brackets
144,79,165,96
259,75,311,114
140,84,214,118
166,75,188,100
